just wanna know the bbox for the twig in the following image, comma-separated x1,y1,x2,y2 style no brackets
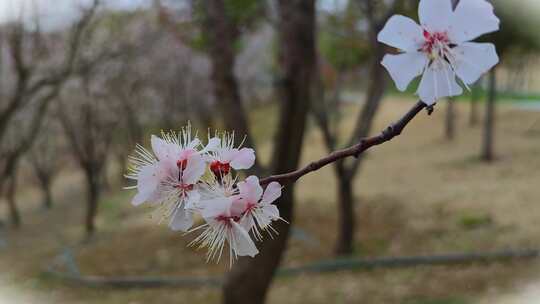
259,100,427,186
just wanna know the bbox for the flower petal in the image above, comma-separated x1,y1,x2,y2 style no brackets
169,205,194,232
182,154,206,185
377,15,424,52
417,61,463,105
230,221,258,257
238,176,263,203
131,192,149,206
132,164,160,206
151,135,179,161
219,148,237,163
258,205,280,229
187,138,202,150
419,0,453,33
382,52,429,92
239,214,255,232
453,42,499,85
450,0,499,43
262,205,280,220
261,182,282,205
200,197,233,219
200,137,221,154
185,190,201,210
230,148,255,170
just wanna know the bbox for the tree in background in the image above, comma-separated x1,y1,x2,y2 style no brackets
58,89,117,238
28,119,65,210
56,12,134,236
222,1,316,303
469,77,483,126
0,4,96,227
481,1,540,161
313,0,404,255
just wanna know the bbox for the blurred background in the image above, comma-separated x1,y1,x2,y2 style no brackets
1,0,540,303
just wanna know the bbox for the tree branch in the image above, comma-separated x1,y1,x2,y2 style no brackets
259,100,428,186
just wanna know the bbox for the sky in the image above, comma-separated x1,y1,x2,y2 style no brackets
0,0,347,30
0,0,150,30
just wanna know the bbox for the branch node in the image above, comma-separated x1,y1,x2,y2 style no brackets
426,104,435,116
382,124,396,140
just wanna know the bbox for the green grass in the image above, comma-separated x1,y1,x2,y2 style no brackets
458,213,493,230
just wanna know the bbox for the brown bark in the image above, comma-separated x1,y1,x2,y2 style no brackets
333,47,386,255
201,0,260,170
334,169,355,255
38,175,53,209
84,168,100,237
312,0,393,256
222,1,316,303
482,69,497,162
43,183,53,209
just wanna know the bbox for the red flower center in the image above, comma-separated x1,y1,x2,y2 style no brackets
210,161,231,177
216,215,241,225
422,30,450,54
177,159,188,171
174,183,194,191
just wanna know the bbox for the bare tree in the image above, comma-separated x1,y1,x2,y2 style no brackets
58,86,117,237
469,78,482,127
56,20,127,236
312,0,399,255
0,1,98,226
223,1,316,303
28,119,64,209
198,0,264,173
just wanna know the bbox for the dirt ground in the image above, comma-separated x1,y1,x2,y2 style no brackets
1,97,540,304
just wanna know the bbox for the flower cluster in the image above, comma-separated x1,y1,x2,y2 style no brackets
126,125,282,264
378,0,500,105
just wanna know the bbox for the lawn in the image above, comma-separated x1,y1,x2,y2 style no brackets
1,96,540,303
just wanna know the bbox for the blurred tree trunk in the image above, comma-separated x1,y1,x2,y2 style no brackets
201,0,258,156
42,181,53,210
84,167,101,237
35,171,53,209
329,2,389,255
470,83,481,127
6,165,21,228
334,165,354,254
222,1,316,303
333,48,386,255
445,99,456,140
482,68,497,162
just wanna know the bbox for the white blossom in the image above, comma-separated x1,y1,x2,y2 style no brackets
378,0,500,105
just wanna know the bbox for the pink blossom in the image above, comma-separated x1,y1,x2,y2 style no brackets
236,176,282,240
206,132,255,178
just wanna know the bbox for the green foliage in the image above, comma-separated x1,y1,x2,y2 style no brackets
190,0,263,53
224,0,263,27
318,7,370,71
